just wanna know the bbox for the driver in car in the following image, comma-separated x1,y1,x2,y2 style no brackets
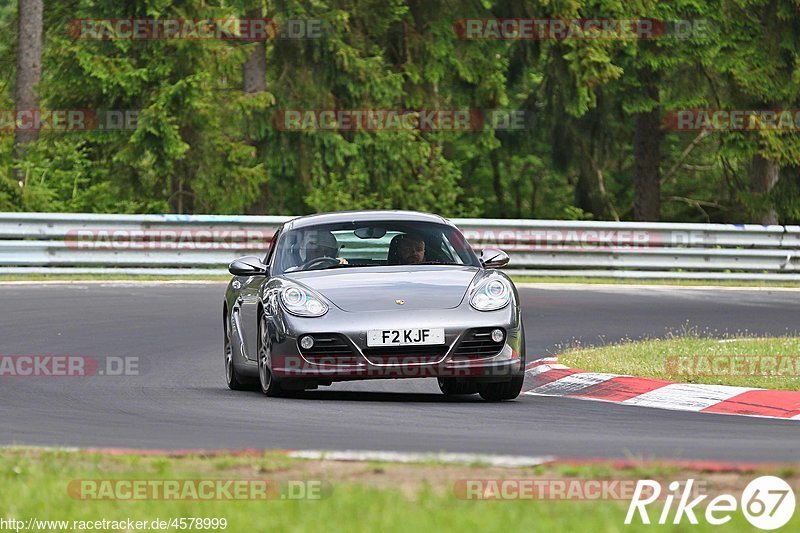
301,230,348,266
397,234,426,264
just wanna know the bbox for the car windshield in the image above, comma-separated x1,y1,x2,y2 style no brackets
271,221,480,275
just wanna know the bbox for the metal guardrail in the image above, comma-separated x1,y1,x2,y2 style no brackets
0,212,798,280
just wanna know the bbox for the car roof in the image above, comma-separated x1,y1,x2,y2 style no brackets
282,210,453,231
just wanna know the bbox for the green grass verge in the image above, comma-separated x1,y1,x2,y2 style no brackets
1,449,794,532
0,274,229,282
511,275,800,288
1,274,799,287
559,336,800,390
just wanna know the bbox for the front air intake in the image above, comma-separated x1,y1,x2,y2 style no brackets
452,328,505,359
299,334,360,365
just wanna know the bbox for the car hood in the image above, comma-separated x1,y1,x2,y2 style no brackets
286,265,480,312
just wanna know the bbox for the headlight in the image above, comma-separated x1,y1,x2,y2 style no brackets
470,278,511,311
280,285,328,317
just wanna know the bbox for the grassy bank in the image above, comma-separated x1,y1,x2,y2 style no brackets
511,276,800,288
2,449,796,532
558,336,800,390
1,273,800,289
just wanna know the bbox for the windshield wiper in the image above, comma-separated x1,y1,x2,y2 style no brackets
311,263,356,271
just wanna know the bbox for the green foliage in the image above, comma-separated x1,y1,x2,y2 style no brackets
0,0,798,222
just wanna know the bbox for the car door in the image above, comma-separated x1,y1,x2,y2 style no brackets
239,229,280,360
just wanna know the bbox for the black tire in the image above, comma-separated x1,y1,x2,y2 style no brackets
224,322,252,391
437,378,479,395
258,313,288,397
478,374,525,401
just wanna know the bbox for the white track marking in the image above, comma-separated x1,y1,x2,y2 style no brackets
288,450,555,468
515,282,800,292
525,363,568,376
526,372,620,395
0,280,225,286
622,383,755,411
0,445,80,452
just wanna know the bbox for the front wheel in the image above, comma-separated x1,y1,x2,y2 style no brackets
258,313,287,397
478,374,524,401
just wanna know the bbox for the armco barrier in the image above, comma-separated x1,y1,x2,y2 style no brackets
0,213,798,280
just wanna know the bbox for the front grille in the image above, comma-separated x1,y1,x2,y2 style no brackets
452,328,505,359
299,334,360,365
362,345,448,364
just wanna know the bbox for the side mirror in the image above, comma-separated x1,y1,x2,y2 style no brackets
480,248,509,269
228,256,268,276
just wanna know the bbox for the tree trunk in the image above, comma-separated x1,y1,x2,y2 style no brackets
490,150,505,216
243,8,271,215
243,8,267,94
632,79,662,221
14,0,43,181
750,153,780,224
572,114,610,219
575,156,608,218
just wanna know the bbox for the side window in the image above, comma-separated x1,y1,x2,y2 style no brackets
437,234,458,263
446,230,472,264
442,232,471,265
263,229,280,266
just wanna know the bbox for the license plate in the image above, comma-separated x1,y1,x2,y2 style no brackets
367,328,445,347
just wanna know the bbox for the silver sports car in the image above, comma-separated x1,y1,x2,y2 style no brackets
223,210,526,401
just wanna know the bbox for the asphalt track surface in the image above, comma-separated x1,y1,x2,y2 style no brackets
0,282,798,462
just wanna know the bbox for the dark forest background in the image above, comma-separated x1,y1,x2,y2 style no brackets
2,0,800,223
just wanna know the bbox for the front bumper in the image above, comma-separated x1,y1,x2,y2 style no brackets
268,305,523,382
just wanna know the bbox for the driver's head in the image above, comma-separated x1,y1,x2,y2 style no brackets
398,234,425,264
302,230,339,261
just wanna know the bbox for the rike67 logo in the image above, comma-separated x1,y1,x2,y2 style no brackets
626,476,795,530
